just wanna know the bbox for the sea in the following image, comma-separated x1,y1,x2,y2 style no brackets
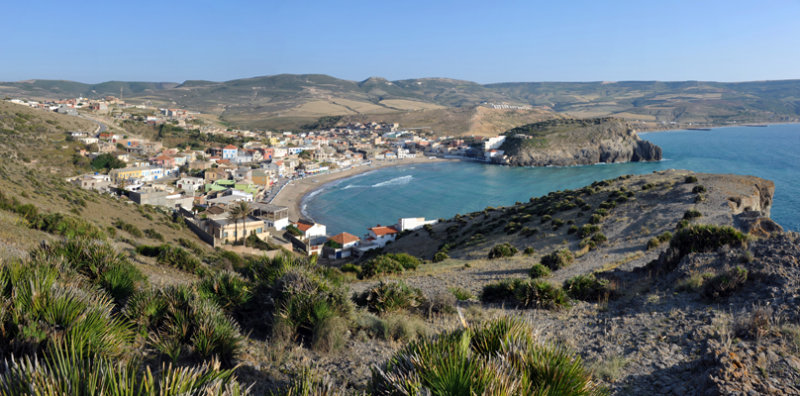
304,124,800,235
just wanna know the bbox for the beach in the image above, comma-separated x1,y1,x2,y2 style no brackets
271,156,452,221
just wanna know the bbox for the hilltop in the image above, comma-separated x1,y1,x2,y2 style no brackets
498,117,662,166
3,74,800,133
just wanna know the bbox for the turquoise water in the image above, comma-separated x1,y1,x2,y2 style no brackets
305,124,800,235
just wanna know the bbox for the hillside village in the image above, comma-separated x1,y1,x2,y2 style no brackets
3,97,502,260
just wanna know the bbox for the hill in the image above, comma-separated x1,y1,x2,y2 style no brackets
498,117,662,166
3,75,800,133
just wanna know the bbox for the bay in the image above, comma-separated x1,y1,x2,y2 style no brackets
304,124,800,235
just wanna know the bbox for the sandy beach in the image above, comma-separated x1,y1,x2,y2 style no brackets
271,156,453,221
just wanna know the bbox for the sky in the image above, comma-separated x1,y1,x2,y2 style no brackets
2,0,799,84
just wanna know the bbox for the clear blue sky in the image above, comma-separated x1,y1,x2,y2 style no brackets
2,0,799,84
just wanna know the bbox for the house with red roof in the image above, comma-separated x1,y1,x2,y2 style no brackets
323,232,360,259
365,225,398,248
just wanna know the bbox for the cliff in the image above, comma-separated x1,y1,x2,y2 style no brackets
498,117,662,166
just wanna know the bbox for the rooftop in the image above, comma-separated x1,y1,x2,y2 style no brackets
369,225,398,236
329,232,360,245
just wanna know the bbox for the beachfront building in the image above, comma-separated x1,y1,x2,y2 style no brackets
109,166,164,183
252,203,290,230
323,232,360,259
206,216,269,244
365,225,398,248
293,219,326,239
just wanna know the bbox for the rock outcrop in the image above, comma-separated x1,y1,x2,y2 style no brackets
499,117,662,167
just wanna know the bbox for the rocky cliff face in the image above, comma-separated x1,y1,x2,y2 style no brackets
499,118,662,167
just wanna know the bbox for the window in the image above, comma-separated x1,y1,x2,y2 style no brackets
256,228,262,234
223,232,228,237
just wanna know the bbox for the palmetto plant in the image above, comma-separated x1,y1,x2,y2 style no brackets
372,317,606,396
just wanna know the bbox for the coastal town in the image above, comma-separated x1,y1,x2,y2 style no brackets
2,95,501,259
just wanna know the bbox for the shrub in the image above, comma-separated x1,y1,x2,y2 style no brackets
144,228,164,241
449,287,474,301
529,263,551,279
311,316,349,353
685,175,698,183
647,237,660,250
360,253,422,279
703,266,748,300
669,224,747,258
683,209,702,220
578,224,600,238
564,274,614,302
589,213,604,224
124,286,242,366
567,225,579,234
432,251,449,263
488,243,518,259
197,272,252,314
113,219,143,238
372,317,604,395
271,266,352,344
481,279,568,310
692,185,707,194
136,244,202,273
354,281,425,315
523,246,535,255
340,263,362,274
540,249,574,271
32,239,145,305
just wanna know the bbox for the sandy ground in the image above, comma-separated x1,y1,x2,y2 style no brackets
271,156,453,221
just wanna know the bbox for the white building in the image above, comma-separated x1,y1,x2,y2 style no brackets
176,176,205,192
397,217,437,232
483,136,506,151
295,220,326,239
365,225,398,248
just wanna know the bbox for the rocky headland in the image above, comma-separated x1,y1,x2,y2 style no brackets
499,117,662,166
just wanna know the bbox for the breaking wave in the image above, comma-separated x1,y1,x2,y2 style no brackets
371,175,413,187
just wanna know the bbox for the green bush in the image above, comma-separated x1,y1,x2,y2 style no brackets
523,246,535,255
488,243,518,259
529,263,551,279
372,317,604,395
567,225,579,234
340,263,362,274
481,279,568,310
540,249,574,271
703,266,748,300
449,287,474,301
360,253,422,279
579,224,600,238
124,285,242,366
144,228,164,241
685,175,698,183
32,238,145,305
669,224,747,258
683,209,702,220
692,185,707,194
113,219,143,238
197,272,252,314
136,244,201,273
432,251,449,263
354,281,425,315
564,274,614,302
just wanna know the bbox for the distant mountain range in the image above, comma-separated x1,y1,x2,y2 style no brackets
2,74,799,133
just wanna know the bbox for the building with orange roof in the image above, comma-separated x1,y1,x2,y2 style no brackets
323,232,360,259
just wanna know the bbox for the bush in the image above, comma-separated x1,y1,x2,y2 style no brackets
32,238,145,305
488,243,518,259
567,225,579,234
340,263,361,274
124,286,242,366
578,224,600,238
144,228,164,241
669,224,747,258
360,253,422,279
481,279,568,310
683,209,702,220
432,251,449,263
113,219,143,238
372,317,604,395
449,287,474,301
354,281,425,315
136,244,201,273
523,246,535,255
564,274,614,302
197,272,252,314
311,316,349,353
703,266,748,300
692,185,707,194
685,175,698,183
529,263,551,279
540,249,574,271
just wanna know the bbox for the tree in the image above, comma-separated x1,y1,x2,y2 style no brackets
228,201,252,246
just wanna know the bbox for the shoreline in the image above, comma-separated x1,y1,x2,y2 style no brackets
271,156,454,222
